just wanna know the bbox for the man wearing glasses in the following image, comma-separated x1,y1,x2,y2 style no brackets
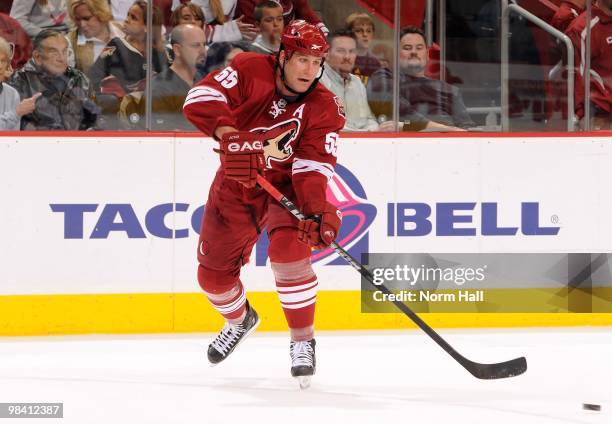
9,29,99,130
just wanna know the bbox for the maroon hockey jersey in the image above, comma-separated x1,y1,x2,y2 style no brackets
183,52,346,209
566,4,612,118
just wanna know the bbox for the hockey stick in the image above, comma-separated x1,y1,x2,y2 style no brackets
256,174,527,380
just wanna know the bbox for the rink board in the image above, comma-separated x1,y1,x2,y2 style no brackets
1,132,612,335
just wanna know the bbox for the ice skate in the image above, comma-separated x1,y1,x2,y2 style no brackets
207,301,260,365
290,339,316,389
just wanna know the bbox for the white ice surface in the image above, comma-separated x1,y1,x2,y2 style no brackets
0,328,609,423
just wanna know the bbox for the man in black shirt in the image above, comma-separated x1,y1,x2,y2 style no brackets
368,26,473,131
124,24,207,130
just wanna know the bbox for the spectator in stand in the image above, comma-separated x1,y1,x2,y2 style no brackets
170,2,205,30
126,24,206,130
235,0,328,35
0,13,33,71
88,0,169,128
197,40,249,79
345,12,381,86
566,0,612,129
0,36,40,130
109,0,135,23
551,0,586,32
368,26,472,131
109,0,173,29
9,29,99,130
154,0,174,30
88,0,168,96
10,0,71,37
320,29,378,132
170,2,244,45
223,42,248,65
250,0,283,54
67,0,125,75
188,0,258,42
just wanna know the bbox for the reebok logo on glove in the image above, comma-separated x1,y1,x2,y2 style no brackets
323,230,336,241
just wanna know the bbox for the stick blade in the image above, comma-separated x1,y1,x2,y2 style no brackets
466,356,527,380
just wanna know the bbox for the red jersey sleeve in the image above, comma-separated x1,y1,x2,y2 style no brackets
183,53,252,137
551,3,580,32
292,92,346,215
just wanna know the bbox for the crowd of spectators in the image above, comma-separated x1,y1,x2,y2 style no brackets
0,0,608,132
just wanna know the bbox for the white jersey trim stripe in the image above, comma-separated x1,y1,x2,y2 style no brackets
292,158,335,181
183,96,228,108
589,69,606,92
579,16,600,78
184,87,228,107
186,86,226,100
185,92,226,103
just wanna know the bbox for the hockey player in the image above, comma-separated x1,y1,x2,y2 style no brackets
183,20,345,388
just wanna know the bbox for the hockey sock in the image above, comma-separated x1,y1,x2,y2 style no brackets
204,284,247,324
198,265,247,324
272,257,318,340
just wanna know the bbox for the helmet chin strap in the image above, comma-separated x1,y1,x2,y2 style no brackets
276,49,326,103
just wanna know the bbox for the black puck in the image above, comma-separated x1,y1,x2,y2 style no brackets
582,403,601,411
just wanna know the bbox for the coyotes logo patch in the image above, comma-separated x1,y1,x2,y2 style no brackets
251,119,301,168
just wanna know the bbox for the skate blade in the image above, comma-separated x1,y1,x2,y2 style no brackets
296,376,312,390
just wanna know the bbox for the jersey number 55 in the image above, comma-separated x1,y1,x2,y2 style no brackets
214,66,239,89
325,132,339,157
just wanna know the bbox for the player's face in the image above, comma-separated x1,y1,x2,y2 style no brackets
123,4,146,39
281,51,323,93
74,3,105,39
258,6,284,43
176,26,207,70
399,33,428,76
352,22,374,49
327,36,357,75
